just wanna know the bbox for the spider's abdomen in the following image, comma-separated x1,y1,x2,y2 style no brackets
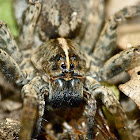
38,0,86,40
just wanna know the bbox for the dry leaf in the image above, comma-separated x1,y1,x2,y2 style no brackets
119,66,140,109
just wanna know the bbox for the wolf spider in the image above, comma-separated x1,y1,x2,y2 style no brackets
0,0,140,139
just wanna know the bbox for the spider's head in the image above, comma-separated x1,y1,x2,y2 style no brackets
32,38,86,108
48,38,86,108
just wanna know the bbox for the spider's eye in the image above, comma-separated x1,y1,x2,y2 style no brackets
70,63,74,69
56,54,62,61
61,63,66,69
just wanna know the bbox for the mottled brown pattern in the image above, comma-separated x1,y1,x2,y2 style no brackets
0,0,140,140
38,0,83,39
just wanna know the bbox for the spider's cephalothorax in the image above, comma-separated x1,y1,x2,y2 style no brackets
32,38,86,107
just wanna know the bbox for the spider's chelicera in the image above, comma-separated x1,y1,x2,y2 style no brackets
50,78,83,107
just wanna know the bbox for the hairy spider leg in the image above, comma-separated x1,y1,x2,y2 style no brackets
0,20,38,85
19,76,47,140
0,21,22,63
0,48,24,83
85,93,97,140
84,76,134,140
100,45,140,81
93,6,140,66
79,0,104,53
19,0,41,50
0,10,45,139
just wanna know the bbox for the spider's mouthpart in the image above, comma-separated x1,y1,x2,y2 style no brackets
52,72,83,81
49,78,83,108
